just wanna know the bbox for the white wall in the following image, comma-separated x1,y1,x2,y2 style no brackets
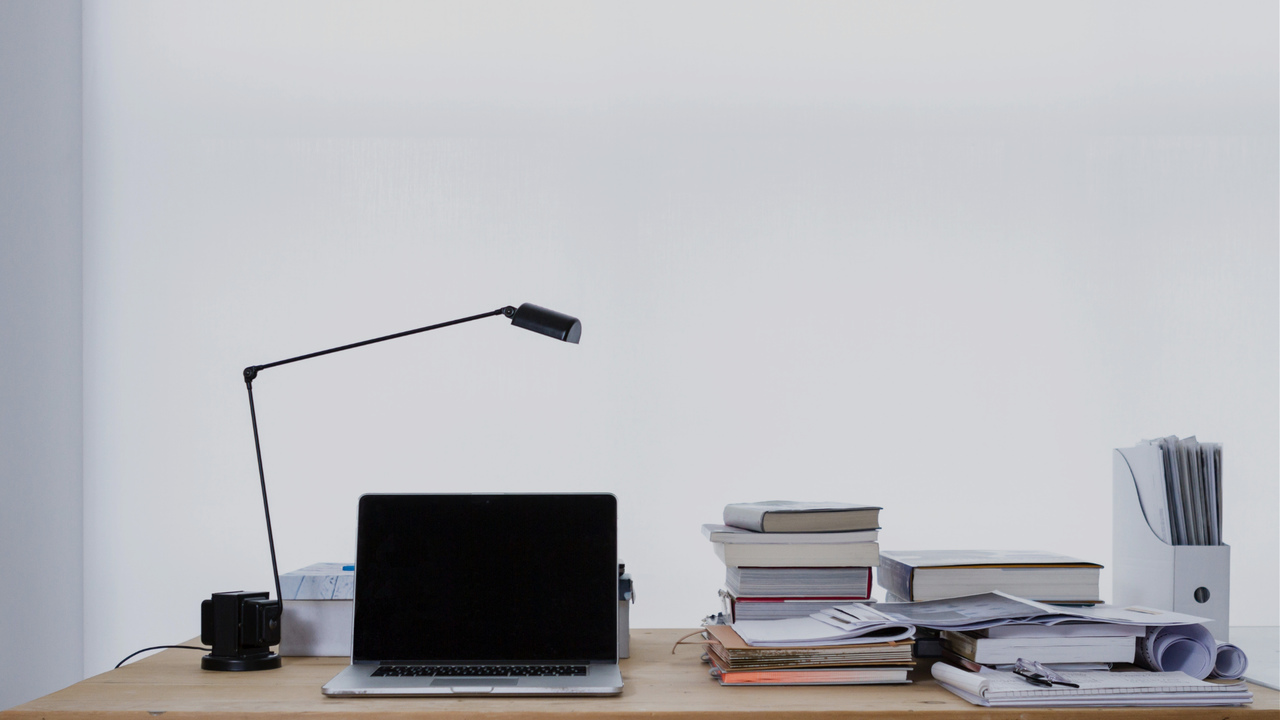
0,0,84,709
82,1,1278,675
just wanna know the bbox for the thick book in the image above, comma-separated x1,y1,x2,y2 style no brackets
941,629,1137,665
714,541,880,568
723,501,882,533
877,550,1102,603
702,524,878,544
727,566,871,598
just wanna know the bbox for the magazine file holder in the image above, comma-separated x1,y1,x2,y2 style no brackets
1113,447,1230,642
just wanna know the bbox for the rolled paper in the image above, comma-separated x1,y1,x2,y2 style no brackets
1210,642,1249,680
1136,624,1216,680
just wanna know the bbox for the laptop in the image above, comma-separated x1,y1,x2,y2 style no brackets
322,493,623,696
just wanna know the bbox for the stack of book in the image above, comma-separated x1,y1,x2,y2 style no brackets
705,501,881,622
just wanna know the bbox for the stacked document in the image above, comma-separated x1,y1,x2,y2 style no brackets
839,592,1253,680
932,663,1252,707
700,624,912,686
1131,436,1224,545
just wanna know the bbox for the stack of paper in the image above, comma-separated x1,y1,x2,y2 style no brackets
700,624,912,686
706,602,914,686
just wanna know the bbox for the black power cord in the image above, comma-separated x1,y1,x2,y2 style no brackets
115,645,210,669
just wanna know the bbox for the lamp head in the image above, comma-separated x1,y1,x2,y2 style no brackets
507,303,581,344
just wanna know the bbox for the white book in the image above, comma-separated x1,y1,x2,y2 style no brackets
714,541,879,568
942,630,1136,665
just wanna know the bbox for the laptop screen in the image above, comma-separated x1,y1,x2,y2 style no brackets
352,494,617,663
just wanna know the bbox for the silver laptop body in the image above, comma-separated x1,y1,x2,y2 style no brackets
322,493,623,696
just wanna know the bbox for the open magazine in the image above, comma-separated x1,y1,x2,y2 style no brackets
731,603,914,647
828,591,1211,631
731,592,1212,652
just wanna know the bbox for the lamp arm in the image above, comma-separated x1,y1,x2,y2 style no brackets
242,306,515,382
241,305,517,603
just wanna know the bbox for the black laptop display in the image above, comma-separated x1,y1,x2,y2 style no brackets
323,493,623,696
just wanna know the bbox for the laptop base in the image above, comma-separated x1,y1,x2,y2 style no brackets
322,662,623,696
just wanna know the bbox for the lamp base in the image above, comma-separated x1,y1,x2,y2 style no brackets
201,652,281,672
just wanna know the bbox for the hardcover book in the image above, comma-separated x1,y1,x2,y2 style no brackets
723,501,882,533
877,550,1102,603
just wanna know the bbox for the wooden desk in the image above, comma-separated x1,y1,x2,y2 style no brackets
5,629,1277,719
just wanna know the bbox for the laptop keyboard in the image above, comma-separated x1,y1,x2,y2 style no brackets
373,665,588,678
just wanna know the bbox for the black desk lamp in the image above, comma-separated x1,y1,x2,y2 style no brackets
200,303,581,671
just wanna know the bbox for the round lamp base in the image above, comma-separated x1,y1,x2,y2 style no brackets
201,652,282,672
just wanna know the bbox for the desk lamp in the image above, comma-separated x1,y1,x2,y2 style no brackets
200,303,582,671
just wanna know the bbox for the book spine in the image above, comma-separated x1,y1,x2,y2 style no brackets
876,554,913,600
940,631,979,661
722,505,766,532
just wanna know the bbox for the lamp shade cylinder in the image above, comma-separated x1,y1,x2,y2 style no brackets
510,303,581,343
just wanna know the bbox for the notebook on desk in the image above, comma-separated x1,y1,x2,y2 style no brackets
321,493,623,696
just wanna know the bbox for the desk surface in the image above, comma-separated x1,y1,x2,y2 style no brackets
5,629,1278,720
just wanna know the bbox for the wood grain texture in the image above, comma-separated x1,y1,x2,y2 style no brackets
4,629,1277,719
